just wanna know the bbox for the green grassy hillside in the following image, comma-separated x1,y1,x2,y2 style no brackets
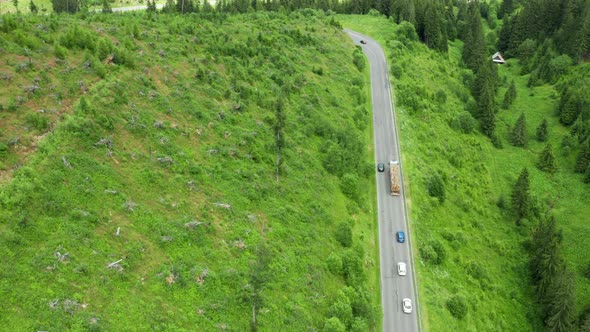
339,14,590,331
0,11,380,331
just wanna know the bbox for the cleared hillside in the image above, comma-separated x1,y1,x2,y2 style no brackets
0,11,380,331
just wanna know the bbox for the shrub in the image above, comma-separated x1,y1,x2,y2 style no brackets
450,112,477,134
352,49,365,71
446,295,468,319
0,142,8,157
427,173,445,203
435,89,447,105
323,317,346,332
340,173,360,202
25,113,49,131
326,252,343,276
335,221,353,248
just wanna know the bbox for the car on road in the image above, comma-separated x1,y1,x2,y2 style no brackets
360,40,367,44
397,262,407,276
377,163,385,172
402,298,412,314
396,231,405,243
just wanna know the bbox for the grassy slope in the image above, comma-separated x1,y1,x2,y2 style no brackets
0,11,380,330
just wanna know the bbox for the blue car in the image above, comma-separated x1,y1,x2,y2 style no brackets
396,231,405,243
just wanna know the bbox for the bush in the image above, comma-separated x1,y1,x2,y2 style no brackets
327,252,343,276
340,173,360,202
427,173,445,203
352,49,365,71
446,295,468,319
335,221,353,248
323,317,346,332
0,142,8,157
450,112,477,134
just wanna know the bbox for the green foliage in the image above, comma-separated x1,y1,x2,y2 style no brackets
426,173,445,203
29,0,38,13
450,112,477,134
536,119,549,142
335,221,353,248
53,42,67,60
323,317,346,332
510,113,528,147
352,48,365,71
575,140,590,174
420,239,446,265
25,113,49,131
51,0,80,13
327,252,343,276
327,291,353,328
537,144,558,174
446,295,468,319
461,1,486,72
512,168,531,222
502,80,517,109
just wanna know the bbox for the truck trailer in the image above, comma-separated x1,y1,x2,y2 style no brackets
389,160,401,196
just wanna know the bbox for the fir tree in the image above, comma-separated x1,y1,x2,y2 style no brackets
101,0,112,13
498,0,513,19
536,118,549,142
461,1,486,72
585,166,590,184
510,113,528,147
545,270,576,332
575,140,590,173
502,80,517,109
538,144,557,174
478,86,496,138
511,168,531,221
29,0,38,13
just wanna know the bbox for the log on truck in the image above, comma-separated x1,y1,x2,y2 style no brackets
389,160,401,196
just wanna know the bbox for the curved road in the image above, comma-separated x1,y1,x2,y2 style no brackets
345,30,420,332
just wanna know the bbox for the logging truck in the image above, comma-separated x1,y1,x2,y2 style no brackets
389,160,400,196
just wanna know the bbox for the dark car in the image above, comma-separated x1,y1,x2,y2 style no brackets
396,231,405,243
360,40,367,44
377,163,385,172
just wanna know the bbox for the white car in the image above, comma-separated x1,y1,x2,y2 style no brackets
402,298,412,314
397,262,407,276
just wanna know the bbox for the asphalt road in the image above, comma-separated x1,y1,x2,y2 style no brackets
345,29,420,332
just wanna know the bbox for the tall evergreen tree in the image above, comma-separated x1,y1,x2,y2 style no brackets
498,0,513,19
461,0,486,71
538,144,558,174
536,118,549,142
502,80,517,109
422,1,448,53
585,166,590,184
545,270,576,332
101,0,112,13
29,0,38,13
530,216,563,302
51,0,80,13
510,113,528,147
512,168,531,221
575,140,590,173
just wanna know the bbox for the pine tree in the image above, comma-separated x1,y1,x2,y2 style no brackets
545,270,576,332
575,140,590,173
29,0,38,13
538,144,557,174
101,0,112,13
502,80,517,109
478,86,496,138
511,168,531,221
498,0,513,19
510,113,528,147
461,1,486,71
585,166,590,184
536,118,549,142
